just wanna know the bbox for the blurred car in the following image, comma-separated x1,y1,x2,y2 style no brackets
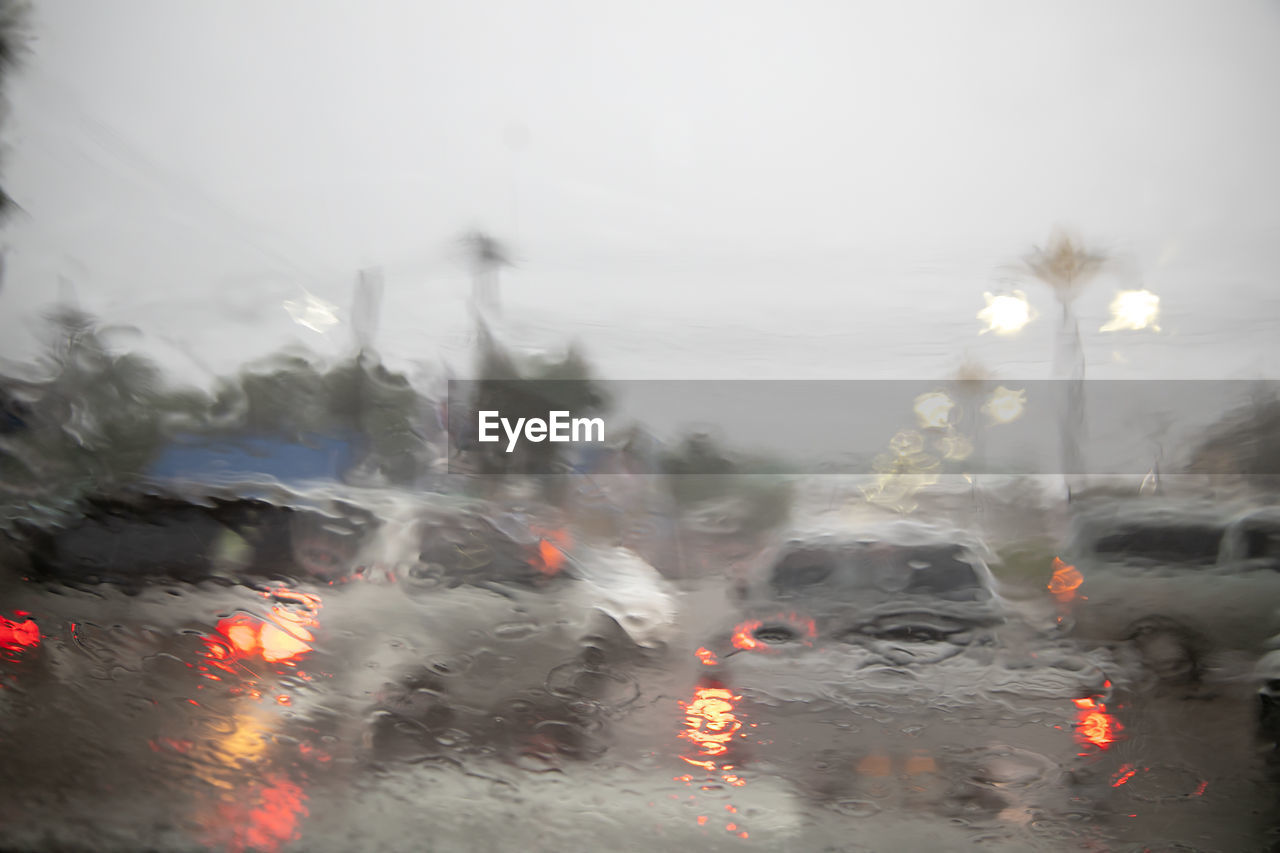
1056,499,1280,685
360,504,678,765
0,478,677,767
678,517,1130,825
12,485,378,588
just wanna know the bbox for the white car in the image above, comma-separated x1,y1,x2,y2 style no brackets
684,517,1132,825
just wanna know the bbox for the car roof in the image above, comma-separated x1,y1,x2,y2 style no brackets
1066,497,1280,546
1234,505,1280,527
1070,498,1231,534
777,515,995,562
130,478,486,523
743,514,999,592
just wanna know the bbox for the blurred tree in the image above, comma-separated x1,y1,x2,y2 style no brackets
661,431,792,533
323,352,430,485
0,0,29,223
1185,383,1280,491
207,349,434,486
0,0,27,77
220,353,330,437
0,303,438,506
0,0,31,292
2,307,173,497
466,322,609,503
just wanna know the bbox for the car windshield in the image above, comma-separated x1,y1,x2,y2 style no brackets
5,2,1280,850
1091,524,1225,566
771,542,984,597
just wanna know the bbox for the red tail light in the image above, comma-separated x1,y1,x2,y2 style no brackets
0,612,40,654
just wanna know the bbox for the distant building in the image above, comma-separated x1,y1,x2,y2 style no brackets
145,433,357,487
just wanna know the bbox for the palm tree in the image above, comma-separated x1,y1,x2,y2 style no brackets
462,230,512,317
1020,231,1109,499
1021,231,1109,382
20,306,168,490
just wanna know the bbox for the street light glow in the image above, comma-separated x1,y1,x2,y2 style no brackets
913,391,955,429
283,293,340,333
978,291,1034,335
1101,289,1160,332
983,386,1027,424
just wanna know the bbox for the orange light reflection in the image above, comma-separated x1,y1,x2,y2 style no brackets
1073,695,1122,751
1112,764,1137,787
1048,557,1083,603
203,589,322,669
207,774,308,853
530,527,571,576
730,621,762,652
680,687,742,757
678,685,749,836
730,613,817,653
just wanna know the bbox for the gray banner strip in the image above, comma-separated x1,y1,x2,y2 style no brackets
445,380,1280,476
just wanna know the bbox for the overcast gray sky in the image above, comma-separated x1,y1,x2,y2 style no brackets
2,0,1278,381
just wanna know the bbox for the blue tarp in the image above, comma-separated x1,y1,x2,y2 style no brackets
146,434,356,485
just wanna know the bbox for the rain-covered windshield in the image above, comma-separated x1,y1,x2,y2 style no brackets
3,3,1280,852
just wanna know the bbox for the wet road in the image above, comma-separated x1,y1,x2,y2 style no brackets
1,490,1278,852
1,585,1277,851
